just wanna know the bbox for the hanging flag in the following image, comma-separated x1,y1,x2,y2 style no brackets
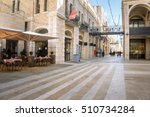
69,8,78,20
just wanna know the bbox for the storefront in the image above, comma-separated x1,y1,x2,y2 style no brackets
35,41,48,57
130,39,145,59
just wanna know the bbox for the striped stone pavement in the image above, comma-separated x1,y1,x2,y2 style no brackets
1,56,150,100
0,59,127,100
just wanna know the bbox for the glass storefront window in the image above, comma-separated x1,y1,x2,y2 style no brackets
130,39,145,59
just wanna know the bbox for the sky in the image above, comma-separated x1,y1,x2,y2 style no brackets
90,0,122,26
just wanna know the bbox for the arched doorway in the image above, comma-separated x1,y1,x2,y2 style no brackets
129,4,150,59
65,30,72,61
35,28,48,57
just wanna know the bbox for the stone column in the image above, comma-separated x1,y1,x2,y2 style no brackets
83,32,89,59
73,26,79,54
48,12,65,64
124,3,130,60
27,41,35,56
18,40,24,55
1,39,6,49
146,38,150,59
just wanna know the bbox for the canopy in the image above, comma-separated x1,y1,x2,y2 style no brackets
0,27,22,39
18,31,58,41
0,27,58,41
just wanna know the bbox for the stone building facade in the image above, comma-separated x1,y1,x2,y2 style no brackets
0,0,109,63
122,0,150,60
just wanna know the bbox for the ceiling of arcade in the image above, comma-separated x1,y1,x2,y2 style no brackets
129,5,150,21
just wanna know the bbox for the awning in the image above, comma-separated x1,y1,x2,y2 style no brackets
0,27,23,39
69,8,78,20
20,31,58,41
0,27,58,41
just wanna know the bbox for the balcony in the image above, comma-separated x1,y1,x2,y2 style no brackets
129,27,150,36
79,22,89,32
65,15,80,27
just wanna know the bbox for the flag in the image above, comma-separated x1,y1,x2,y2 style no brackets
69,8,78,20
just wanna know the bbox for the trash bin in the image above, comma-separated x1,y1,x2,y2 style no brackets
73,54,80,63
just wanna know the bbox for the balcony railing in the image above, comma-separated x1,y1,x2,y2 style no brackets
65,15,80,26
129,27,150,36
79,22,89,32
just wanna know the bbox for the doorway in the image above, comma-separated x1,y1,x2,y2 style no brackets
130,39,145,59
65,38,71,61
6,40,18,58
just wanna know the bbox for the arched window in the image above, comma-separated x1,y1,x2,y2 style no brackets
65,30,72,37
36,28,48,34
129,16,145,28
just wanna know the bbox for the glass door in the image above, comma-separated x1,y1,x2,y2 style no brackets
130,39,145,59
65,38,71,61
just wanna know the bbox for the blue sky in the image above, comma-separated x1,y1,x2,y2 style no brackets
90,0,122,26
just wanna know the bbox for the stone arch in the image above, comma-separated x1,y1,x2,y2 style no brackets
129,3,150,13
65,30,72,38
129,3,150,17
129,14,145,20
129,4,150,26
34,27,48,34
79,35,83,40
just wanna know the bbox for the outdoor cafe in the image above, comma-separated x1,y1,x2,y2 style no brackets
0,27,57,71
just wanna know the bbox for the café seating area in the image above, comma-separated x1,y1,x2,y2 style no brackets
0,56,55,72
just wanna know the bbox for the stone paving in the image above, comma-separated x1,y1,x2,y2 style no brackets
0,55,150,100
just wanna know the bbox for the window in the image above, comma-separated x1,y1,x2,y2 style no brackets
35,0,40,14
129,16,145,28
89,18,91,27
44,0,48,11
78,11,81,22
12,0,15,13
92,22,94,28
70,4,72,14
17,0,20,11
65,0,68,16
25,21,30,31
81,14,83,23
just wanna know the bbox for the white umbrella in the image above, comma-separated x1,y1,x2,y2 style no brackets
22,31,58,41
0,27,23,39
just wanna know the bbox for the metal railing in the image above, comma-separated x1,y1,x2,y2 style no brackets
129,27,150,36
89,26,124,36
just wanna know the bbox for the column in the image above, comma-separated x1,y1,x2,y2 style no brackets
18,40,24,55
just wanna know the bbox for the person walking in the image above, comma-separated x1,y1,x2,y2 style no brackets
102,51,105,57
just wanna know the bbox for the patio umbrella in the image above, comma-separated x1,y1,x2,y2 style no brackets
0,27,23,39
22,31,58,41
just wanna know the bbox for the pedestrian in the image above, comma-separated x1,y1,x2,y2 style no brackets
102,51,105,57
94,49,97,57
